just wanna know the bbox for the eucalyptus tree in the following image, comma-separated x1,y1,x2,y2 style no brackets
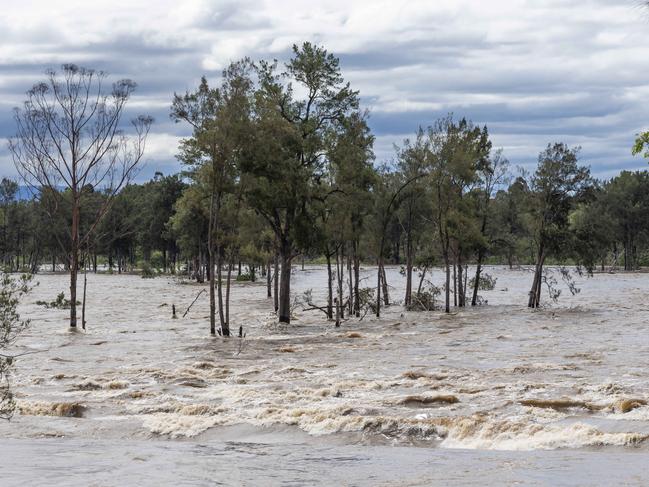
134,173,186,272
571,188,616,272
171,60,254,336
9,64,151,328
96,183,142,273
395,129,431,306
372,163,428,317
599,171,649,270
168,183,209,282
327,112,376,316
470,149,509,305
427,116,489,312
489,177,530,267
526,143,591,308
0,179,19,268
243,43,359,324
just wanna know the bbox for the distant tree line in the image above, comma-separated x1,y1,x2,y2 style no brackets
5,44,649,334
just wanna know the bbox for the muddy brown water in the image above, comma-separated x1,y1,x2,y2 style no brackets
1,266,648,486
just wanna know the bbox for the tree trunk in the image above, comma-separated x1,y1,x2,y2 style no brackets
457,257,465,307
404,226,413,306
417,265,428,295
273,252,279,313
335,297,340,328
444,254,450,314
380,264,389,306
326,250,333,320
82,260,88,330
209,246,216,336
225,256,233,332
347,250,353,316
452,261,457,307
528,245,545,308
376,257,382,318
353,239,360,317
217,248,227,335
336,245,344,320
463,264,468,306
266,259,272,299
472,249,485,306
278,244,292,324
69,200,80,328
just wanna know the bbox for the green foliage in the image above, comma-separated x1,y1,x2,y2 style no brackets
529,143,592,258
36,292,79,309
140,262,156,279
632,131,649,160
468,273,498,291
406,285,441,311
0,272,31,419
357,287,377,319
3,43,649,323
244,42,360,256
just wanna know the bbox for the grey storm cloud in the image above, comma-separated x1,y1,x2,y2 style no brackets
1,0,648,182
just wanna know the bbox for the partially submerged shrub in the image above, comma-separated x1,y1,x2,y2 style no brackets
539,266,581,304
468,273,497,291
236,273,252,282
407,285,441,311
1,272,32,419
357,287,376,319
140,262,156,279
36,292,79,309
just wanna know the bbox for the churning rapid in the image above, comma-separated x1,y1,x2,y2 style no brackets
2,266,649,486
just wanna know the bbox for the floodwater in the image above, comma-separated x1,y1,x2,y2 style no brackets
1,266,648,486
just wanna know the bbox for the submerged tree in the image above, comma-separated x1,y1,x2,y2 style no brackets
172,61,254,336
427,116,490,312
395,130,430,307
9,64,151,328
596,171,649,270
526,143,591,308
327,112,376,317
470,149,508,306
243,43,359,324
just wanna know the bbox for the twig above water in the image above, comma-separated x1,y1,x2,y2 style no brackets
183,289,206,318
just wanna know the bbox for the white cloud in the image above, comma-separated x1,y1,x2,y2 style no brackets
1,0,648,179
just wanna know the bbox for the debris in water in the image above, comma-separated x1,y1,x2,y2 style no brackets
18,401,86,418
397,395,459,406
519,399,604,411
614,399,648,413
70,380,102,391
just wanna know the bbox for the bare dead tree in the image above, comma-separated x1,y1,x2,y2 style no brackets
8,64,152,329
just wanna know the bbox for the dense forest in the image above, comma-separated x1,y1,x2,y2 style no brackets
3,44,649,334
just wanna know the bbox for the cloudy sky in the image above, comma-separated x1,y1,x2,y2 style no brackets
1,0,648,180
